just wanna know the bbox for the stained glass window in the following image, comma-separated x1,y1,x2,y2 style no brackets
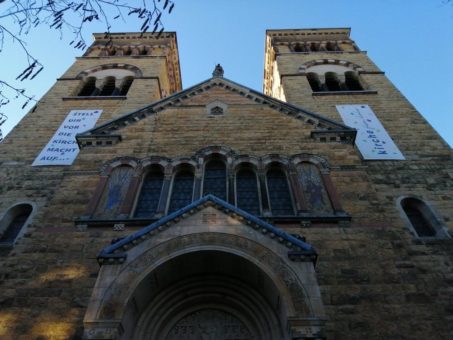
169,170,194,213
267,168,294,216
236,168,260,215
203,160,226,200
299,163,332,214
134,168,164,218
94,166,134,218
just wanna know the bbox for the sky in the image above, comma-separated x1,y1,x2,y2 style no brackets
1,0,452,147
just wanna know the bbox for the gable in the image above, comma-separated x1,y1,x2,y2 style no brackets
180,86,254,106
98,195,317,264
76,77,356,148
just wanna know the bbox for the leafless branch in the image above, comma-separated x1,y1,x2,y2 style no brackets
0,0,175,137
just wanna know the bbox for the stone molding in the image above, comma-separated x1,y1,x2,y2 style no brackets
83,205,326,339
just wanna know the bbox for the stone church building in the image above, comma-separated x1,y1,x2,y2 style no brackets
0,28,452,339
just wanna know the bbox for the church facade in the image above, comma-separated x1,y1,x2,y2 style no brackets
0,28,452,339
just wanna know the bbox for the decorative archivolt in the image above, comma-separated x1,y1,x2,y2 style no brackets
98,147,331,176
77,63,143,80
299,59,364,73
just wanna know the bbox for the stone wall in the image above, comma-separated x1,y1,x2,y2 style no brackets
0,30,452,339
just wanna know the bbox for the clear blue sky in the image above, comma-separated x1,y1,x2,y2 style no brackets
1,0,452,147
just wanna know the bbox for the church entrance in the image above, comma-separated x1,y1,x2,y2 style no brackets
83,209,326,339
131,250,284,340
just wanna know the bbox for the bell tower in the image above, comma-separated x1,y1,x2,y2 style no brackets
264,28,451,156
77,32,181,105
264,28,365,108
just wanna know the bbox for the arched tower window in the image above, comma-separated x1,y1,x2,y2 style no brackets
400,198,437,237
99,76,118,96
266,166,294,216
298,162,332,213
78,77,97,96
169,167,195,213
0,204,33,245
307,73,323,92
309,42,319,52
119,76,134,96
325,41,338,51
134,166,164,218
203,159,227,200
344,71,364,91
236,167,260,215
94,165,134,218
76,64,141,97
304,62,367,93
325,72,342,91
293,43,304,52
123,47,132,56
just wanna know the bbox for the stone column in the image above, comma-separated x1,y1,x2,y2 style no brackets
258,169,271,216
193,168,203,200
156,166,173,216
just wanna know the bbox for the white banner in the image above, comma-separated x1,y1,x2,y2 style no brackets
32,109,102,166
336,104,405,160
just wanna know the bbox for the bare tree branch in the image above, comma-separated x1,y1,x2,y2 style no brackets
0,0,175,139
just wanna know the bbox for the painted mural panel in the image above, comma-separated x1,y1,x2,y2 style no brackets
299,163,332,214
94,166,134,218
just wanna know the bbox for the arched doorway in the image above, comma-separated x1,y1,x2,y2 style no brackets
132,251,285,340
83,196,326,339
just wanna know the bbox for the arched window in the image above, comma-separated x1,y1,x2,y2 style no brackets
169,168,194,213
298,163,332,214
305,62,367,93
400,198,438,237
78,77,97,96
325,42,338,51
266,167,294,216
307,73,323,92
344,71,364,91
134,167,164,218
123,47,132,56
203,159,227,200
94,165,134,218
0,204,33,245
325,72,342,91
309,42,319,52
119,76,134,96
236,168,260,215
293,43,304,52
99,76,118,96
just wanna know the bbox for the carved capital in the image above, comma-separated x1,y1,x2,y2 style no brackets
288,318,326,340
83,322,123,339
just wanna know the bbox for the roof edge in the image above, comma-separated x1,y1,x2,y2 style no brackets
97,194,318,265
